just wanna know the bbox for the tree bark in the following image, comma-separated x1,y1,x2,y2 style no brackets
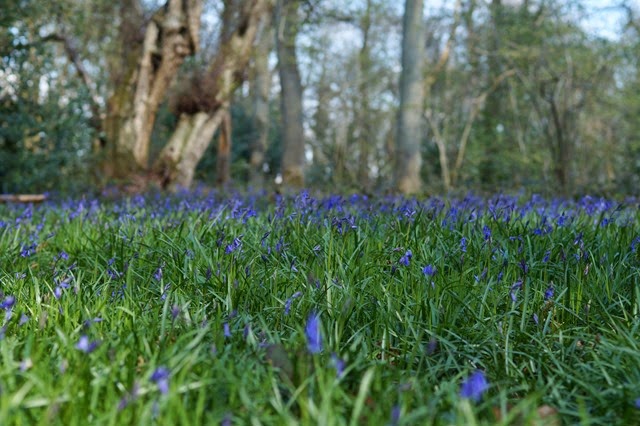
249,12,273,187
155,111,226,192
276,0,305,188
478,0,506,187
395,0,425,194
152,0,274,191
104,0,202,179
356,0,373,190
216,109,232,185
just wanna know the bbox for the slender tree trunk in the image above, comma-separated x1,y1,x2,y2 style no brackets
152,0,274,191
479,0,505,187
356,0,373,190
312,61,331,170
104,0,202,179
216,109,232,185
395,0,425,194
276,0,305,188
249,12,273,187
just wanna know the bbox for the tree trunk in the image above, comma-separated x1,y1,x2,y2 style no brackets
478,0,505,188
249,12,273,187
104,0,202,179
356,0,373,191
155,111,226,192
152,0,273,191
395,0,425,194
276,0,305,188
216,109,232,185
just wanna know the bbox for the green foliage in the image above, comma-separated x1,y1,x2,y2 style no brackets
0,192,639,424
193,98,283,185
0,75,96,194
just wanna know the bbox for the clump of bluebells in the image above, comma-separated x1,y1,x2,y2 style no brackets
0,190,638,424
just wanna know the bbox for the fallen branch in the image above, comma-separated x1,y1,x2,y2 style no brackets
0,194,47,203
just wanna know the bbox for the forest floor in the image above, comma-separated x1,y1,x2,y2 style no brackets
1,190,639,425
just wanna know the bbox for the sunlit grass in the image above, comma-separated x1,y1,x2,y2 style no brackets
1,191,639,425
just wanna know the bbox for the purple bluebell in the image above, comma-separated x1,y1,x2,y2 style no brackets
482,225,492,242
76,335,99,354
154,266,163,281
331,353,345,378
399,250,412,267
460,237,467,253
635,398,640,409
19,314,29,326
223,322,231,337
510,281,523,302
221,413,233,426
474,268,487,283
305,312,323,354
284,292,302,315
0,295,15,311
390,405,401,426
460,370,489,402
519,259,528,274
171,305,180,321
544,285,554,300
225,236,243,254
118,382,139,411
422,265,436,277
151,366,170,395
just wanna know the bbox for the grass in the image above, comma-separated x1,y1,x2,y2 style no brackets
0,190,639,425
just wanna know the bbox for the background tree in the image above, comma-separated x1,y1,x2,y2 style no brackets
103,0,202,179
396,0,425,194
248,9,274,187
276,0,305,188
152,0,274,191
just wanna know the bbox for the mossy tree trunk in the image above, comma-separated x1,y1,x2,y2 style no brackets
152,0,274,191
104,0,202,180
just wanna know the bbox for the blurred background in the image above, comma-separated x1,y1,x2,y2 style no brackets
1,0,639,196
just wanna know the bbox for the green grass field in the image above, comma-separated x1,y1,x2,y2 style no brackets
1,191,639,425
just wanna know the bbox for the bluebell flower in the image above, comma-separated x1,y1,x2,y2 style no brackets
422,265,436,277
284,292,302,315
544,285,554,300
460,237,467,253
389,405,401,426
482,225,492,242
154,266,163,281
19,314,29,326
399,250,412,267
225,236,243,254
305,312,323,354
223,322,231,337
76,335,99,354
171,305,180,321
635,398,640,409
331,353,345,378
0,295,15,311
510,280,523,302
460,370,489,402
151,366,170,395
